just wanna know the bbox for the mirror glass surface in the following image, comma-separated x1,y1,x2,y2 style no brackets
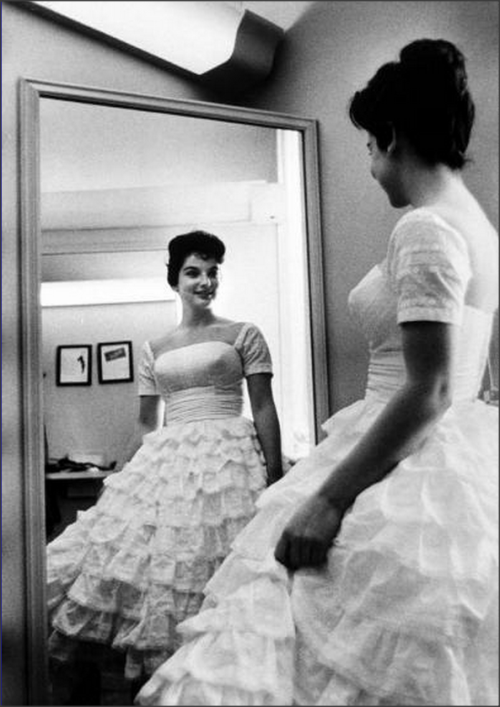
20,82,325,703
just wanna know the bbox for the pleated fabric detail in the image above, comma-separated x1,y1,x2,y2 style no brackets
47,417,267,679
137,398,498,705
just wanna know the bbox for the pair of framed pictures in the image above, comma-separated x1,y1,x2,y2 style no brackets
56,341,133,386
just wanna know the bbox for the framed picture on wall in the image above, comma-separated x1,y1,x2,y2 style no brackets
97,341,134,384
56,345,92,386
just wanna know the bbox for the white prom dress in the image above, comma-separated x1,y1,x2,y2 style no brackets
137,208,498,706
46,322,273,679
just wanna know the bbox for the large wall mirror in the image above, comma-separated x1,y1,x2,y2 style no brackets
20,78,327,703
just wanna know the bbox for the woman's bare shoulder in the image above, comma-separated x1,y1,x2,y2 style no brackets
213,316,239,326
149,330,178,357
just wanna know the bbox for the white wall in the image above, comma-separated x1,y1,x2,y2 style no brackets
40,99,278,193
42,300,174,465
244,0,499,411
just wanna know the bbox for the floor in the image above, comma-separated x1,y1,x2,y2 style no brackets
49,658,147,705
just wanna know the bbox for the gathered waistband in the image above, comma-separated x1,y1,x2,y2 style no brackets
366,353,482,404
165,386,243,424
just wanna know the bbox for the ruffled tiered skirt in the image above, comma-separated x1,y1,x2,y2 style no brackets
137,397,498,706
46,416,267,679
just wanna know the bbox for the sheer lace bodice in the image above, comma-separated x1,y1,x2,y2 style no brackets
348,208,495,402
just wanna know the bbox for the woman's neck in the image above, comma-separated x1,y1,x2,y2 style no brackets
179,309,217,329
407,162,466,209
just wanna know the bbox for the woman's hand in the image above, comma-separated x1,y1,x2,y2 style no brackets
274,494,345,571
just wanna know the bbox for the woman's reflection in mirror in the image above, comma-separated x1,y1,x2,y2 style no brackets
45,230,284,703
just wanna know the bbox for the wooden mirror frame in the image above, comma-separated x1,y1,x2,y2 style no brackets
19,77,328,704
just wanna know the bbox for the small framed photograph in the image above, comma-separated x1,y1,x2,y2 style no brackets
97,341,134,384
56,345,92,386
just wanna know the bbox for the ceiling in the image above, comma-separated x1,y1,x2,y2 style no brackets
224,1,314,30
29,1,314,88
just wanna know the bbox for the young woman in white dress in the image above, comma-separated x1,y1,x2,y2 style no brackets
137,39,498,706
46,231,284,690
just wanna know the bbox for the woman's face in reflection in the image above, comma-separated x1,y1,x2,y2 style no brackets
175,253,220,310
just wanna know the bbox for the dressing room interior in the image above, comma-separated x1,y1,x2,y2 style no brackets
2,1,498,705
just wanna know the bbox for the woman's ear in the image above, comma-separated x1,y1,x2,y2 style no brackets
386,125,397,155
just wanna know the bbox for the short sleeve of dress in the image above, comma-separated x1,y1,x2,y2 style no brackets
234,323,273,377
137,341,159,395
388,210,472,325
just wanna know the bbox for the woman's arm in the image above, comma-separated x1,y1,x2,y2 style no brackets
246,373,284,485
275,320,455,570
117,394,163,469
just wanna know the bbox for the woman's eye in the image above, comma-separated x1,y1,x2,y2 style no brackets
182,267,218,279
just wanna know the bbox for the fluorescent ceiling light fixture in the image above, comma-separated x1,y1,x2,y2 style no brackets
41,278,174,307
30,1,244,74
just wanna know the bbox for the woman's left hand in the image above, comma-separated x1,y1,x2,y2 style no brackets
274,493,345,571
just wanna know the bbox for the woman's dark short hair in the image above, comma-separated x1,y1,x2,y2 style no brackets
166,230,226,287
348,38,475,169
